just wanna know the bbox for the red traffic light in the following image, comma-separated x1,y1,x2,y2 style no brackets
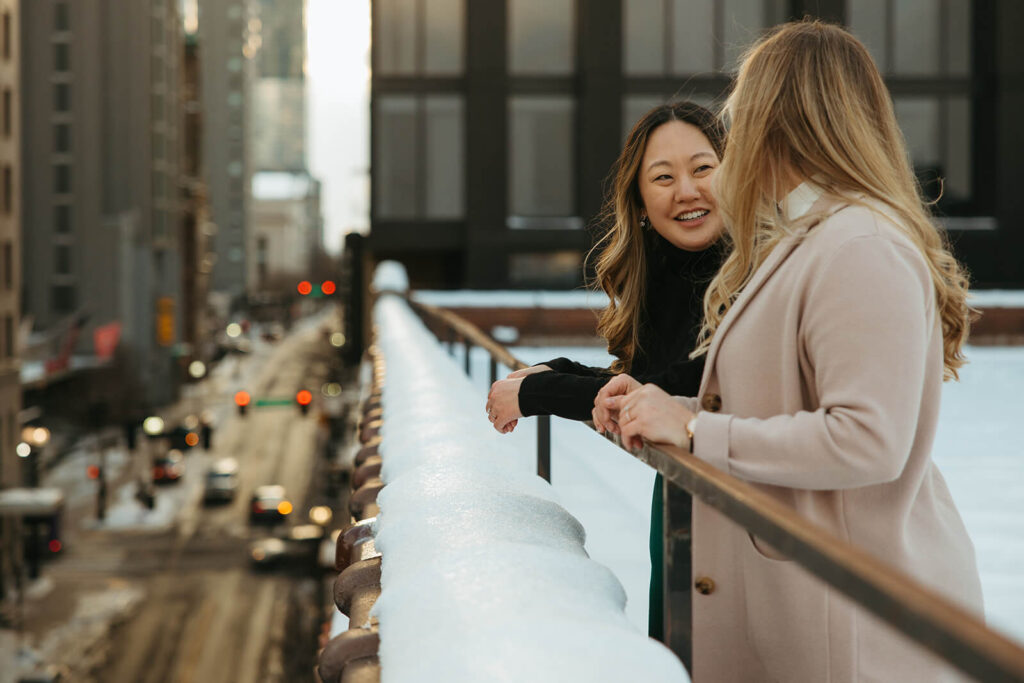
87,465,100,479
320,280,336,295
297,280,313,296
234,391,251,407
296,390,313,406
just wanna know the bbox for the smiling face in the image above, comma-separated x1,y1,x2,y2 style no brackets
638,120,724,252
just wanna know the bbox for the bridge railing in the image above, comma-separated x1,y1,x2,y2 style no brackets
407,293,1024,683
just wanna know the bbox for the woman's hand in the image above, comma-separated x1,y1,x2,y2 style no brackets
485,377,525,434
605,383,694,452
592,374,642,434
506,364,552,379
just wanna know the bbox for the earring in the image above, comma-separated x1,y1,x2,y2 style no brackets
639,215,649,230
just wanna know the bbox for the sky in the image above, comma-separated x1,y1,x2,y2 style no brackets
306,0,371,253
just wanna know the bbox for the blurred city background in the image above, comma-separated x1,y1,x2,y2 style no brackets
0,0,1021,681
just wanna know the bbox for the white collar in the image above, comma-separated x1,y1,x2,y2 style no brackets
781,180,824,222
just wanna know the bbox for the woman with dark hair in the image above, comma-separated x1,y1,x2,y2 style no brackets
483,101,726,642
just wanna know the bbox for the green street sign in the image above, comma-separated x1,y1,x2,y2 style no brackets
254,398,295,407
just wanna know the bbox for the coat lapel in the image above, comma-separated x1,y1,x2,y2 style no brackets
698,195,850,395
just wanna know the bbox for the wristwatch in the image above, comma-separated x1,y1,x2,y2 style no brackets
685,414,698,454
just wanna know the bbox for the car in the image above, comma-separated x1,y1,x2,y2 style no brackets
152,450,184,485
248,524,325,572
249,485,292,525
203,458,239,505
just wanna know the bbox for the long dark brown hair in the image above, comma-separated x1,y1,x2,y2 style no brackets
589,102,725,372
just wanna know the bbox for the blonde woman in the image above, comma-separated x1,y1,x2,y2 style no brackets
595,21,983,682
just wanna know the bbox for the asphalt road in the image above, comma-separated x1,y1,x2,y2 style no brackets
35,313,348,683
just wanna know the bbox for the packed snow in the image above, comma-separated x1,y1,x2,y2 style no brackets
370,287,689,683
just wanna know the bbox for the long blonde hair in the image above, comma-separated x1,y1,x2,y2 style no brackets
590,102,725,372
695,20,972,380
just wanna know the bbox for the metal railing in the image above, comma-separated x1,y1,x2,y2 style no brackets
407,295,1024,683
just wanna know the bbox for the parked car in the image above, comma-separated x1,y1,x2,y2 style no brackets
203,458,239,505
248,524,325,571
152,450,184,485
249,485,292,525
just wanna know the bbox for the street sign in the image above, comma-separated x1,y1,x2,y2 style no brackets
254,398,295,407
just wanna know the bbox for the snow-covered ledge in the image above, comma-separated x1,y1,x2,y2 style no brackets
369,262,688,682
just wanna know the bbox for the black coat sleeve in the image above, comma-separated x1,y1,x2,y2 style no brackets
537,357,614,378
517,371,609,421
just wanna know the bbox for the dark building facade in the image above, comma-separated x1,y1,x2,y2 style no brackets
369,0,1024,290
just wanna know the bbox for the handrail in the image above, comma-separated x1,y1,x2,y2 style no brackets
407,294,1024,683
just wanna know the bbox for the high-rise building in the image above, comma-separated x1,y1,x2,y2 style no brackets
198,0,250,303
0,0,21,606
19,0,184,407
250,0,306,172
369,0,1024,289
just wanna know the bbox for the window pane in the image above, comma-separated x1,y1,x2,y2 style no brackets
509,96,574,217
55,123,71,153
55,245,71,274
846,0,889,72
54,42,70,71
894,97,941,201
624,0,665,76
509,251,582,288
55,164,71,193
623,95,666,141
55,83,71,111
508,0,574,75
375,96,419,219
947,0,971,77
944,97,971,202
722,0,765,72
55,204,71,232
55,2,69,31
893,0,939,75
424,0,464,74
424,96,464,219
52,285,76,313
376,0,416,75
671,0,713,74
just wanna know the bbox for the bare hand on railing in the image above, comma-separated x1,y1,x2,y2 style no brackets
592,373,642,434
506,364,552,378
607,383,695,452
486,377,525,433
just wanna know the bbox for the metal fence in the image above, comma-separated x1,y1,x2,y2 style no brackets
408,296,1024,683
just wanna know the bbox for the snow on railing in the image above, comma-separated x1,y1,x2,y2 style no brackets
368,274,688,682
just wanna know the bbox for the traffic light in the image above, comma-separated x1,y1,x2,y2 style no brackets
235,390,251,416
296,389,313,415
297,280,313,296
320,280,336,296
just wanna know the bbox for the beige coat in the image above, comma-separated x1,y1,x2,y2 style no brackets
686,196,984,682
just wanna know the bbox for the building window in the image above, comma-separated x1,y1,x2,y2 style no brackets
55,2,70,31
55,204,71,232
54,42,70,72
374,94,465,220
2,12,9,61
55,164,71,194
847,0,974,212
54,245,71,275
508,96,575,218
3,242,11,289
4,315,12,358
509,251,582,288
375,0,465,76
55,83,71,112
51,285,76,313
2,89,10,138
55,123,71,153
623,0,784,76
508,0,575,75
2,166,10,213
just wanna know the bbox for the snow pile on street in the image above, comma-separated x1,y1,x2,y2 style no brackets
370,290,688,683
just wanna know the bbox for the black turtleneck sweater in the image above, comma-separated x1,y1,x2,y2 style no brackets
518,231,721,418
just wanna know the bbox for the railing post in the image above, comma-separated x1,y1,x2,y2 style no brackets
489,357,498,385
537,414,551,482
664,481,693,672
464,340,472,376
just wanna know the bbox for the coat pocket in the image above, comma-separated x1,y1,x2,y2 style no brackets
740,534,831,682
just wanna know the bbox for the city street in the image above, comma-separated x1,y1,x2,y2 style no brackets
7,311,348,683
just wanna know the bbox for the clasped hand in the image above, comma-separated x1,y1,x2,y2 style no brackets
484,364,551,433
593,374,695,452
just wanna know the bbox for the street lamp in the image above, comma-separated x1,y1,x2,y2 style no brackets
19,427,51,487
143,416,165,437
